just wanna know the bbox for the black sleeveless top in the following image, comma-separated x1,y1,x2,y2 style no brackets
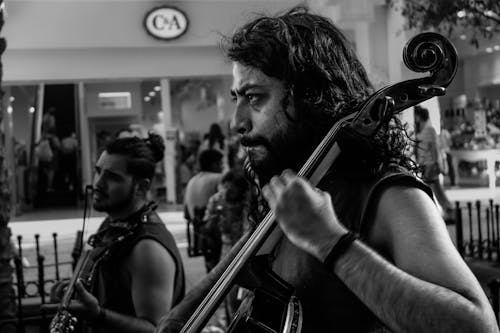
269,165,433,333
91,209,185,331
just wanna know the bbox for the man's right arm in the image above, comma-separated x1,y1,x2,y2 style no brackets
156,231,251,333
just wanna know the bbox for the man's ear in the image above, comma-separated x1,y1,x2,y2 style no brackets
135,178,151,196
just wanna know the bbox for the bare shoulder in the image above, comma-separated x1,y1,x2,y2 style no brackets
127,239,176,277
367,185,453,259
376,184,438,224
127,240,177,318
368,184,445,251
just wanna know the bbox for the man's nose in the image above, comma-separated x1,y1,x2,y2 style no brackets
93,173,104,189
231,104,251,135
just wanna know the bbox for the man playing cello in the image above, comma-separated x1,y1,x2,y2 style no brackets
158,6,497,332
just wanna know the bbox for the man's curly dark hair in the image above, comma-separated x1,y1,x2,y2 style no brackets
222,6,416,178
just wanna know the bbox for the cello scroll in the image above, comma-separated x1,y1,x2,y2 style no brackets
350,32,457,138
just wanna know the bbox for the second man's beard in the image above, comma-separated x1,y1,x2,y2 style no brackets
93,186,136,217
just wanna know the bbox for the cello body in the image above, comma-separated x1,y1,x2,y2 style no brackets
228,292,302,333
227,256,302,333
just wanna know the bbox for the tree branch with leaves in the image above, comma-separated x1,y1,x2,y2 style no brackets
387,0,500,47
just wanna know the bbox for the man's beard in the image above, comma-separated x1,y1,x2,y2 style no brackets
93,185,135,216
243,125,314,186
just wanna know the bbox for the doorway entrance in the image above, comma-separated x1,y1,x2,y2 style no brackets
34,84,80,208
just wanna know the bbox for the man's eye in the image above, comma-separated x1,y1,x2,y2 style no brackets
107,173,122,181
247,94,260,105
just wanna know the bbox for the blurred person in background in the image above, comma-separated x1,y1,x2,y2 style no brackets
60,131,78,192
184,149,224,272
439,120,456,187
200,123,226,154
178,146,197,201
415,105,455,223
203,168,251,324
204,169,251,262
34,131,60,193
201,123,229,171
42,106,57,136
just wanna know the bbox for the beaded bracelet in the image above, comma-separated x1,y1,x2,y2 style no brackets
323,231,357,271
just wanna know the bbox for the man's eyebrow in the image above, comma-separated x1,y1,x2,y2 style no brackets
230,83,264,96
96,167,124,179
106,169,125,178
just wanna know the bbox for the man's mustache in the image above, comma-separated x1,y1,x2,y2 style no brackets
240,136,270,148
91,187,107,198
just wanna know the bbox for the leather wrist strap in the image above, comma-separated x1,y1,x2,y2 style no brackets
323,231,357,271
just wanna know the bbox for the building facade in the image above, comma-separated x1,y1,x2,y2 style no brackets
7,0,490,211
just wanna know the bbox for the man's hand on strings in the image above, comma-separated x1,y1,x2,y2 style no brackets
42,279,101,321
262,169,348,261
49,280,70,303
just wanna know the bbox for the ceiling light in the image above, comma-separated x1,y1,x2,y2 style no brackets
494,45,500,51
9,96,14,102
459,34,467,40
154,85,161,92
7,106,13,114
149,91,156,97
486,47,493,53
29,107,35,113
457,10,466,18
144,96,151,102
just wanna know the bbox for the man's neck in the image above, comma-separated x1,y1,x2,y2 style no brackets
108,200,147,222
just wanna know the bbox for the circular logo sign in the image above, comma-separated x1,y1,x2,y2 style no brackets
144,6,188,41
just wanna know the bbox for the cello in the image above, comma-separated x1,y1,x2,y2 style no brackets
180,31,458,333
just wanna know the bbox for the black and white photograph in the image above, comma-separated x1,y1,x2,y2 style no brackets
0,1,500,332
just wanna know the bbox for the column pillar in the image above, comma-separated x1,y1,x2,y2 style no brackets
35,84,44,143
3,88,15,217
77,82,92,191
160,78,176,204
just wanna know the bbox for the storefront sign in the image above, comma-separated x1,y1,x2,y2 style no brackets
98,92,131,110
144,6,188,41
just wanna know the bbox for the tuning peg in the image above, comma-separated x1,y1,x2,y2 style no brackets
418,85,446,96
